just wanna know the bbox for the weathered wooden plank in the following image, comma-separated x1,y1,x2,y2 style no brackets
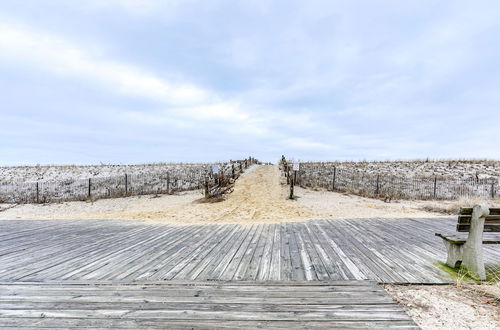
0,279,379,286
457,223,500,232
436,233,500,244
460,207,500,215
157,225,231,280
0,225,155,280
0,284,383,293
343,219,423,283
0,281,417,329
267,223,281,280
311,221,366,280
2,218,497,283
233,224,265,280
133,225,224,281
0,293,396,305
245,224,271,280
218,224,258,280
356,218,448,283
0,318,420,329
297,222,330,280
0,288,390,298
0,302,406,312
458,215,500,223
77,226,185,280
287,222,306,281
184,225,243,280
254,224,274,280
116,225,209,280
279,222,292,281
0,309,412,321
205,225,252,281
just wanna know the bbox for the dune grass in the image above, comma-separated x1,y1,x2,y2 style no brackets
435,262,500,284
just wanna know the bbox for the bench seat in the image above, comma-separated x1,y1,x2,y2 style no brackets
435,233,500,245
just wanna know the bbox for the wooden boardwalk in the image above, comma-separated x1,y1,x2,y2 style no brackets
1,217,498,283
0,281,418,329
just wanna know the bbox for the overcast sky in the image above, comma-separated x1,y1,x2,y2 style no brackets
1,0,499,165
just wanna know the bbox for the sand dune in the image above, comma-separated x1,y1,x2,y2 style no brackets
0,165,444,224
70,165,316,224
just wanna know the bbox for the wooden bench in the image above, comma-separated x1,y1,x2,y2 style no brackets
435,205,500,280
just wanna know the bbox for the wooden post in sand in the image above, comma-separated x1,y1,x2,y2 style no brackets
125,173,128,196
433,177,437,199
204,176,209,199
290,161,299,199
88,178,91,199
166,172,170,194
35,182,39,204
332,166,337,191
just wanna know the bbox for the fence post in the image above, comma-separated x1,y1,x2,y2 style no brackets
332,166,337,191
124,174,128,196
232,164,235,179
433,177,437,199
375,174,380,196
36,182,39,204
88,178,91,199
289,172,295,199
204,176,209,199
492,182,496,199
167,172,170,194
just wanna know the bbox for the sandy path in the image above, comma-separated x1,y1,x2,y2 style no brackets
110,165,316,224
0,165,441,224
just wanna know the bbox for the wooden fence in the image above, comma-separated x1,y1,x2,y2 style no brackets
293,162,499,200
0,159,255,204
203,157,258,198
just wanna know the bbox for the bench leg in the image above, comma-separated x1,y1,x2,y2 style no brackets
462,205,488,280
463,227,486,281
443,240,463,268
463,240,486,280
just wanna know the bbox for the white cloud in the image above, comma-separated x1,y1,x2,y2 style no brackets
0,20,328,153
0,21,265,127
2,1,499,163
0,22,211,106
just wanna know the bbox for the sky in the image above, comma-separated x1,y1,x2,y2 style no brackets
1,0,499,165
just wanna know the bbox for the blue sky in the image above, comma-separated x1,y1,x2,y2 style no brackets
1,0,499,165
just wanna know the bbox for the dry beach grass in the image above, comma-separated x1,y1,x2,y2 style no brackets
2,159,498,183
302,159,500,179
0,162,212,184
